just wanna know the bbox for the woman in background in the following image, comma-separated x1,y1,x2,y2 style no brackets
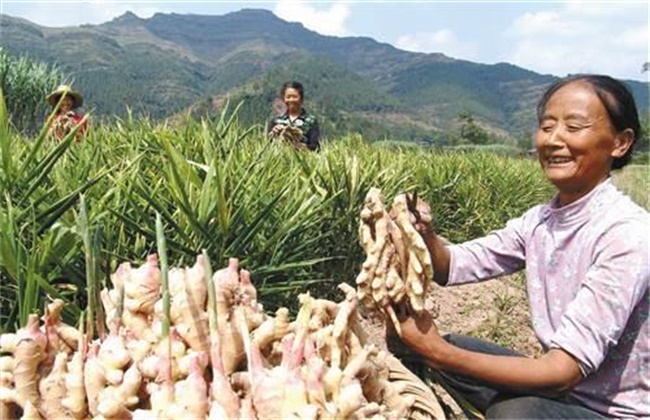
268,81,320,151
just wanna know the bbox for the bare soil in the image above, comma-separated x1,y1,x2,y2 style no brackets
430,274,542,357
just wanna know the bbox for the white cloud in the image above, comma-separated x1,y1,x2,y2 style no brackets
504,2,648,81
7,1,162,28
395,29,478,60
273,0,351,36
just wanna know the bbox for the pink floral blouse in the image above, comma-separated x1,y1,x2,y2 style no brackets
448,179,649,418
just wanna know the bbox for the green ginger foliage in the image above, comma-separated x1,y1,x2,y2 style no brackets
0,48,65,135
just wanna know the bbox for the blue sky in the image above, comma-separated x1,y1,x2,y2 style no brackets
2,1,648,82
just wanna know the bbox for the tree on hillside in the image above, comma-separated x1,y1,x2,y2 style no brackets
0,48,65,135
514,131,534,151
457,112,494,145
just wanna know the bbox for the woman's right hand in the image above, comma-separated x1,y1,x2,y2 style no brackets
394,193,451,285
270,124,283,136
409,194,435,238
389,193,435,238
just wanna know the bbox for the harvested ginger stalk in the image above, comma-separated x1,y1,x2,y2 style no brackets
356,188,436,330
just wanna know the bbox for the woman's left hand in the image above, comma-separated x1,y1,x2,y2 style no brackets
388,305,446,366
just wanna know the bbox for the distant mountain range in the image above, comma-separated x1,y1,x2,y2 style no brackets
1,9,648,143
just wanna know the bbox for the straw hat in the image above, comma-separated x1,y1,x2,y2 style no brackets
46,84,84,109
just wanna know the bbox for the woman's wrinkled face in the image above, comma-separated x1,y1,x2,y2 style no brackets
535,81,632,205
282,88,303,113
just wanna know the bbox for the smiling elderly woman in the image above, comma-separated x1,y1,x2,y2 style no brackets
390,75,648,419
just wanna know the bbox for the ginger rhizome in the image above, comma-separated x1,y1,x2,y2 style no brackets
356,188,436,334
0,249,445,419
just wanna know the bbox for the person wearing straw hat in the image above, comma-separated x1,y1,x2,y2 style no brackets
46,84,89,140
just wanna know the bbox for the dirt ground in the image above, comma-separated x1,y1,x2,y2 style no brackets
359,273,542,419
430,274,542,357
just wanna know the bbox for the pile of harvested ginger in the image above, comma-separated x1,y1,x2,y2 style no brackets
0,188,446,419
0,255,444,419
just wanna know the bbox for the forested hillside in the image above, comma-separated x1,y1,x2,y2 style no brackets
1,9,648,144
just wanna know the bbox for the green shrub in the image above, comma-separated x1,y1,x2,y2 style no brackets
0,48,65,136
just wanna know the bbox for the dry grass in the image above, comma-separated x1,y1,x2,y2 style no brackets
613,164,650,210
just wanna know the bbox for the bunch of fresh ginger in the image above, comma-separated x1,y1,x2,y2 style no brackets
355,188,436,335
0,250,444,419
271,125,304,146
